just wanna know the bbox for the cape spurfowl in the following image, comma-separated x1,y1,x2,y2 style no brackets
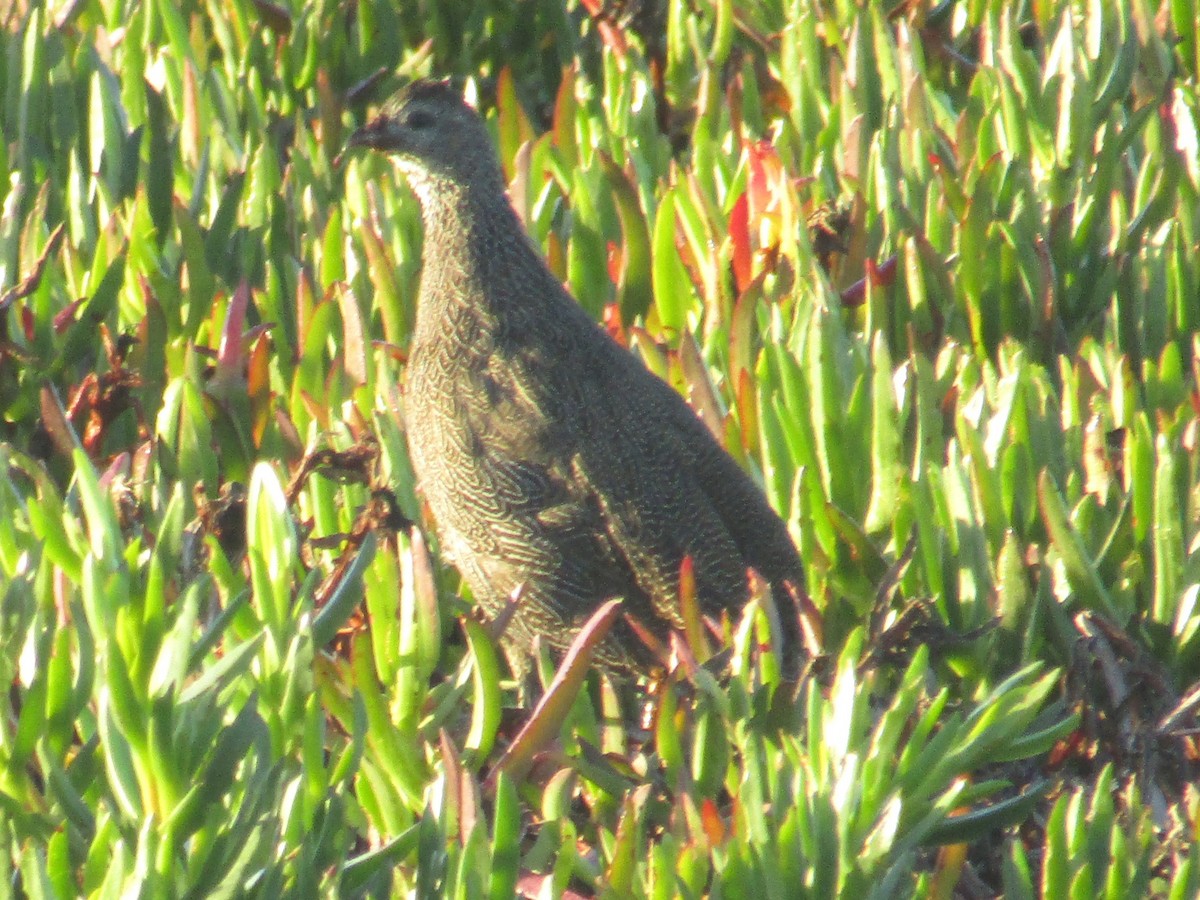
347,79,806,677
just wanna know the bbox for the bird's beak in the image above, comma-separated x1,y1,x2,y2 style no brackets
335,115,388,168
346,115,390,151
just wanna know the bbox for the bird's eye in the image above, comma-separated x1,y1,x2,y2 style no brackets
404,109,435,130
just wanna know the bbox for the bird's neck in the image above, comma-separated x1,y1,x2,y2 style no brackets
414,181,555,334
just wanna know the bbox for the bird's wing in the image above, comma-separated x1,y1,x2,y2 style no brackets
469,294,802,656
520,316,765,629
459,342,664,636
551,314,804,641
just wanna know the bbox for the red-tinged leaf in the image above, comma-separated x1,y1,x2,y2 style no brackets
623,611,669,666
670,192,707,304
678,554,709,664
97,453,130,491
409,528,441,679
761,71,793,114
296,268,316,350
786,579,825,657
369,340,408,363
546,230,567,282
552,65,578,167
438,729,482,845
52,297,86,334
243,323,273,344
628,326,666,378
678,330,725,444
747,140,772,216
729,270,763,389
745,568,778,652
359,202,408,347
299,389,330,430
21,304,36,342
459,762,482,846
578,0,627,56
248,332,272,447
746,140,789,249
509,138,534,229
678,554,696,604
729,192,752,293
3,221,64,311
840,254,897,307
438,729,463,837
274,408,304,462
700,797,727,846
488,599,624,788
213,281,250,391
931,842,969,897
602,302,627,346
867,255,898,290
487,583,525,644
65,372,95,421
597,19,628,56
606,240,622,285
334,283,368,386
39,384,79,459
734,367,758,457
495,67,533,183
182,61,199,168
1047,729,1087,768
316,68,341,161
82,412,104,456
598,150,653,324
669,630,702,680
725,71,745,149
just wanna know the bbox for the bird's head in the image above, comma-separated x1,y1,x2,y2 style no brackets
345,79,505,197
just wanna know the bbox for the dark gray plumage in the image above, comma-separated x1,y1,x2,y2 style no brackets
348,79,804,677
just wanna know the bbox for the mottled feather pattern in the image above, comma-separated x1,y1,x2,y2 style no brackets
351,80,805,676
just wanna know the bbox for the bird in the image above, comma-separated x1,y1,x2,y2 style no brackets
346,78,807,678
